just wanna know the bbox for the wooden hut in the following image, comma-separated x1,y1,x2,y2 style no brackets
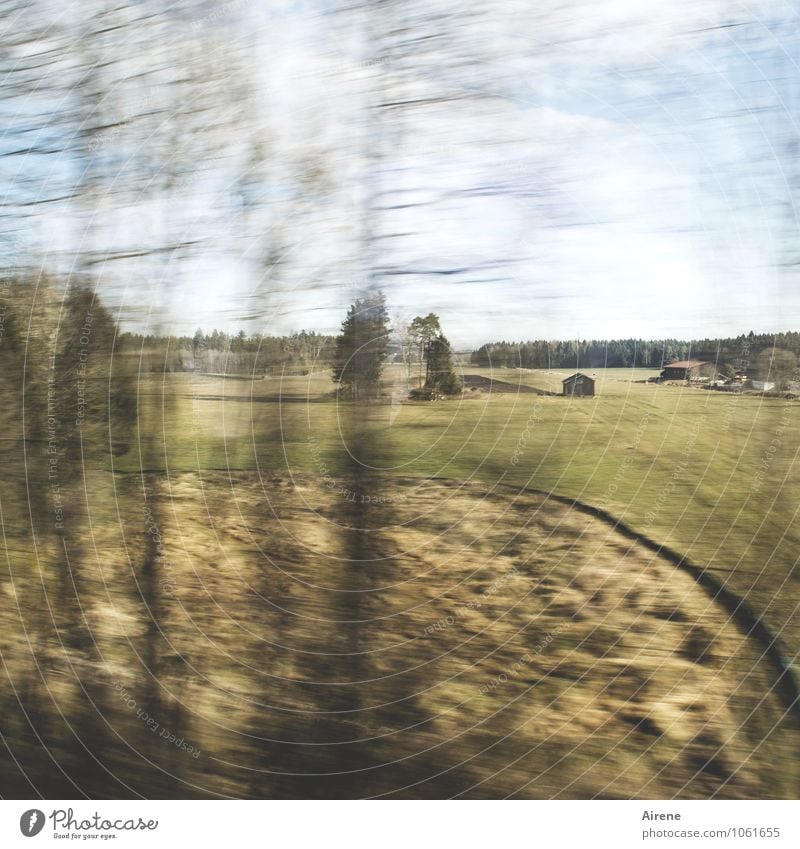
562,372,595,397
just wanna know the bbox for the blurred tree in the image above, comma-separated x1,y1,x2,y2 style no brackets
332,292,390,399
0,0,269,318
754,348,797,390
392,312,415,387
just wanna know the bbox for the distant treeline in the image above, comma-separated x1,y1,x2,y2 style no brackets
470,332,800,370
119,328,336,375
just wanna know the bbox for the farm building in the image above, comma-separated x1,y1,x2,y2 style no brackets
563,372,595,397
660,360,715,381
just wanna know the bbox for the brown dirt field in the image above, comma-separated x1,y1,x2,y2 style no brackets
461,374,552,394
1,473,794,798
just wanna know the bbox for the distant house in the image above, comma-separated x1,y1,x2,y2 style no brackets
660,360,715,382
751,380,775,391
563,372,595,397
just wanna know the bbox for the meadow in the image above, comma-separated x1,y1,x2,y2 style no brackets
3,357,798,798
122,363,800,665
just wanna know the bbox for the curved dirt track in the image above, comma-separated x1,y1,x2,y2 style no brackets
2,472,795,798
17,473,792,798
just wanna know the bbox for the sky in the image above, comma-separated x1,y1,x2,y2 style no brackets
5,0,800,347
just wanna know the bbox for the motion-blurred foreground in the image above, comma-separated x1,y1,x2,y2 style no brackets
3,471,792,798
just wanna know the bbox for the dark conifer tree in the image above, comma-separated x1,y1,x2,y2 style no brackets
332,292,390,400
424,333,461,396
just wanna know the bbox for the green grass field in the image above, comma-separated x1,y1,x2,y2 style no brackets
123,364,800,665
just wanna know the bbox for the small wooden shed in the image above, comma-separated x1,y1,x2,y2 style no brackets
563,372,595,397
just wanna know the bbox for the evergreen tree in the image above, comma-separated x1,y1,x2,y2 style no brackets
424,333,461,396
332,292,390,399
